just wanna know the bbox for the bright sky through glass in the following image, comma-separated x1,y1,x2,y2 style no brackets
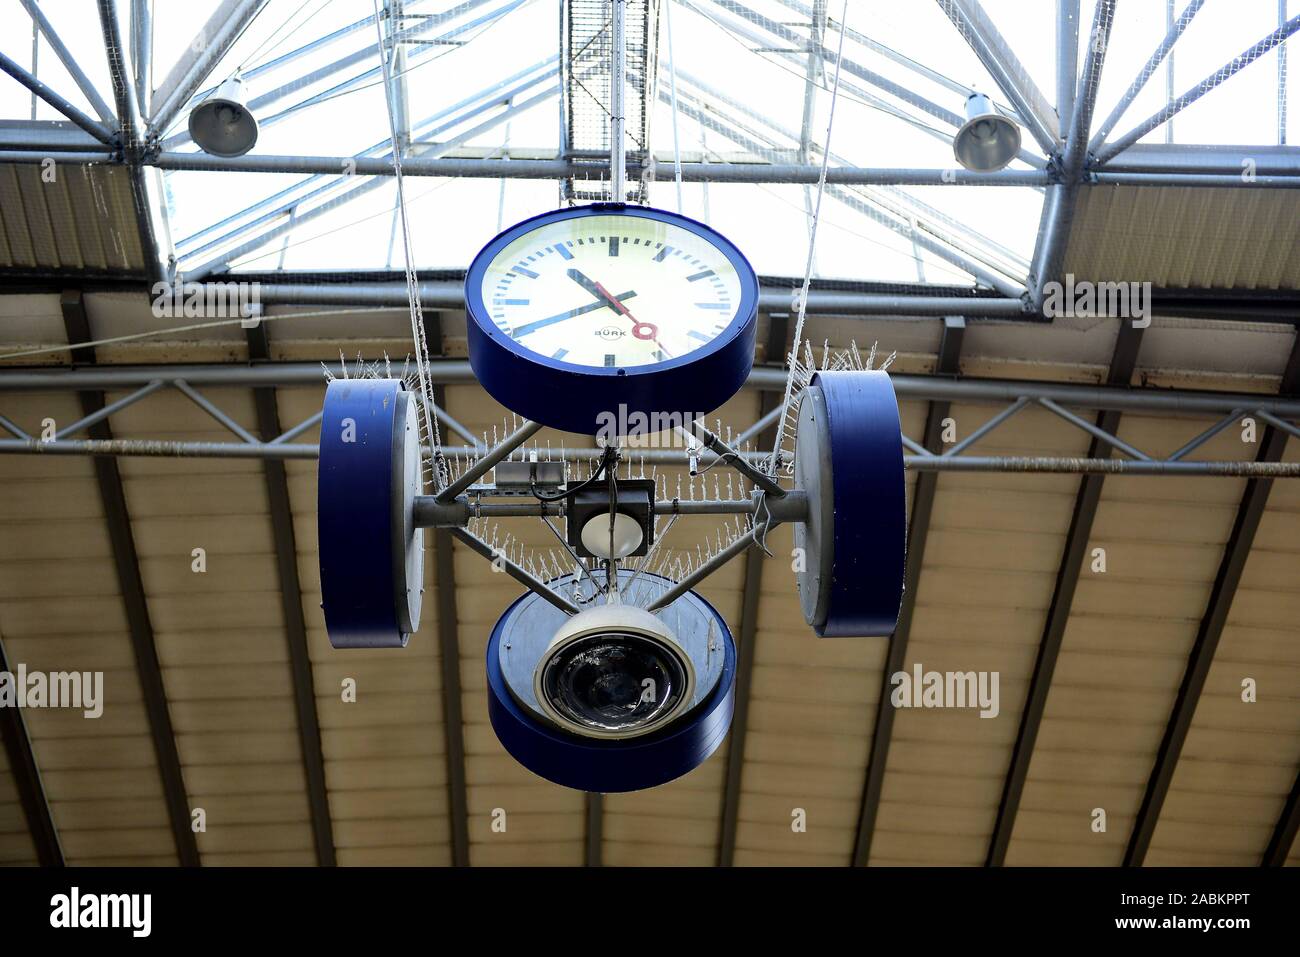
1,0,1295,283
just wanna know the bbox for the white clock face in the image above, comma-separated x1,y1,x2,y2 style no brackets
477,213,745,368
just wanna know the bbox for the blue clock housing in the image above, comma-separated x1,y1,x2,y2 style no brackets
465,204,759,436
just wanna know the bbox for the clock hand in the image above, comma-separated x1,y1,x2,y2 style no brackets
590,279,674,359
510,290,637,339
568,268,674,358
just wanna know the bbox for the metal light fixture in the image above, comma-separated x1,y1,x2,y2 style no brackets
953,91,1021,172
188,76,258,158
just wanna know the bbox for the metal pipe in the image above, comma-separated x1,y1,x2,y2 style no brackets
172,379,261,444
436,420,544,501
17,0,116,122
1255,408,1300,442
1031,0,1115,298
680,420,786,498
0,150,114,164
0,51,116,145
9,362,1300,420
1056,0,1079,130
449,526,579,614
269,410,323,445
131,0,151,117
937,0,1060,151
941,395,1030,456
610,0,627,200
0,413,31,440
908,456,1300,477
1037,396,1151,460
174,57,558,250
1087,0,1206,152
177,70,563,263
1096,144,1300,175
646,523,775,610
97,0,143,147
1091,172,1300,188
180,86,560,279
151,150,1050,185
413,492,806,525
1096,14,1300,164
55,379,164,440
1167,409,1242,461
695,0,966,130
149,0,266,136
4,436,1300,477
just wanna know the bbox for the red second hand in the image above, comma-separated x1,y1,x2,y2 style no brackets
592,280,673,357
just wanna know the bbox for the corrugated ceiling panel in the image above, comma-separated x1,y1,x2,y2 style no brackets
0,163,144,274
1005,415,1248,865
1063,185,1300,290
108,386,315,865
1145,439,1300,866
868,402,1091,865
0,755,37,865
729,396,924,866
0,391,178,865
446,385,586,866
281,385,454,867
602,389,759,867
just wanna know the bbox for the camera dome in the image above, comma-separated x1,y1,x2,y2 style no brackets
533,604,695,740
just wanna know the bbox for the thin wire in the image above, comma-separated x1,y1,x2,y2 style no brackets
768,0,850,475
372,0,445,489
237,0,327,73
0,307,403,362
684,0,957,143
292,6,523,112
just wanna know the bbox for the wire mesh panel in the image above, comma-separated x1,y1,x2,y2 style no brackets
563,0,661,203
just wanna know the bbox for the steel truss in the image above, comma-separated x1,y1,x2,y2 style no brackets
1,0,1298,296
2,361,1298,478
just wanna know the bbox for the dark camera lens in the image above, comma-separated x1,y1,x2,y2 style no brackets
541,632,687,735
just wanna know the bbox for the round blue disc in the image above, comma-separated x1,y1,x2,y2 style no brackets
794,371,906,637
318,378,423,648
464,203,758,435
484,576,737,793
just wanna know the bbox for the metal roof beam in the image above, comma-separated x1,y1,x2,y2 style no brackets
936,0,1060,152
149,0,268,133
17,0,116,123
1030,0,1115,301
985,320,1144,865
0,51,115,145
245,322,337,866
1123,334,1300,866
851,315,964,865
1263,770,1300,866
719,322,787,865
1087,0,1206,153
427,313,470,868
12,362,1300,420
0,633,63,866
1096,14,1300,164
59,290,200,867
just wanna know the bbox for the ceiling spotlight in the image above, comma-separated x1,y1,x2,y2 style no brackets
953,91,1021,172
189,76,258,158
